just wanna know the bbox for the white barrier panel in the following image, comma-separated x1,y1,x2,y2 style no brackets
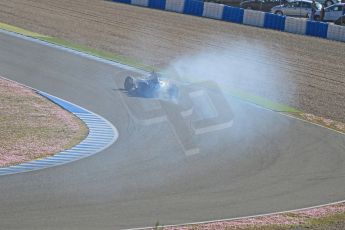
284,17,307,35
327,24,345,42
202,2,224,20
243,10,265,27
131,0,149,6
165,0,185,13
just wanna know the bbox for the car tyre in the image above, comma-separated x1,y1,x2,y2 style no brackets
275,10,283,15
124,76,135,93
335,16,345,25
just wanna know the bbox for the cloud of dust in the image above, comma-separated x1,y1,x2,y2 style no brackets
158,44,295,154
162,44,292,103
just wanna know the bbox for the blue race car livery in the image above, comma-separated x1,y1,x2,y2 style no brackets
124,72,179,100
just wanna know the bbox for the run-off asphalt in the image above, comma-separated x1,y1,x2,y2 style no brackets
0,31,345,230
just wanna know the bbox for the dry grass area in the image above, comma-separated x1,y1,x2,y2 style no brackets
0,77,87,167
0,0,344,124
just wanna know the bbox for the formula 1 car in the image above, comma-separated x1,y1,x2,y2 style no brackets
124,72,179,100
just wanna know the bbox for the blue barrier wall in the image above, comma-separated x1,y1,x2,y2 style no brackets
112,0,131,4
264,13,285,31
149,0,166,9
306,21,328,38
183,0,204,16
109,0,343,43
222,6,244,24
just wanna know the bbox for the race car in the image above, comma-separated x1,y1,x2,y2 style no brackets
124,72,179,100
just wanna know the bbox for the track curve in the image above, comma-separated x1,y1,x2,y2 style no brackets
1,30,345,230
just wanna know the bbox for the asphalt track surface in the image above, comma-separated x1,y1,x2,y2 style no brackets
1,31,345,230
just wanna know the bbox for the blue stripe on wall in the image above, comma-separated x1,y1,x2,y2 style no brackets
108,0,342,43
222,6,244,24
149,0,166,9
264,13,285,31
306,21,328,38
113,0,131,4
183,0,204,16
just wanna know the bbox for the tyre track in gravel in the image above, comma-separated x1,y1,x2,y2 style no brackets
2,0,214,55
1,0,341,71
21,0,189,46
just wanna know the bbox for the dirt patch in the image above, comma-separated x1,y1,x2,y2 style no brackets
0,77,88,167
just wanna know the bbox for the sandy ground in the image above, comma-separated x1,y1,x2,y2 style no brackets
0,0,344,124
0,77,87,167
0,0,345,229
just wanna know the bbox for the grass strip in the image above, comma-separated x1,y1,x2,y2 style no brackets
0,22,49,38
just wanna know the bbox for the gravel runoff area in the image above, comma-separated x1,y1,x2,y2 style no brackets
0,77,88,167
0,0,345,229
